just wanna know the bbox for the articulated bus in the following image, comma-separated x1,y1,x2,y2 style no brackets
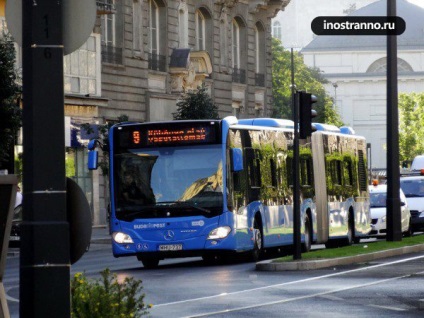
88,116,370,268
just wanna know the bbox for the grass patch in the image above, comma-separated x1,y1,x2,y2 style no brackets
275,235,424,262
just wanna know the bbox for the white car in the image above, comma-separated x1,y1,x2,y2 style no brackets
369,184,412,237
400,175,424,232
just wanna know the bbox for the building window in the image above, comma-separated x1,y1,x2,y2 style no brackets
232,17,247,84
64,35,101,96
367,57,413,73
133,0,143,55
100,0,123,64
195,7,213,54
148,0,167,71
178,1,188,47
196,10,206,50
272,21,282,40
150,0,159,55
255,22,266,87
232,19,240,69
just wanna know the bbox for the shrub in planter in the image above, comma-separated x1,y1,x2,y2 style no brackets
71,268,150,318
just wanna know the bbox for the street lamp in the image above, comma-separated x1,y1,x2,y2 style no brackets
332,82,338,108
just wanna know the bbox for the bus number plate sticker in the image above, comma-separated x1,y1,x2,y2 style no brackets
159,244,183,251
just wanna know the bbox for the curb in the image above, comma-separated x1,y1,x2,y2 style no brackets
256,244,424,271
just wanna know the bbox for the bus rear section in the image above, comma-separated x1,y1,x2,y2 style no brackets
312,128,371,247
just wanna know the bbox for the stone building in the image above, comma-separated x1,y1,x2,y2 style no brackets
0,0,290,226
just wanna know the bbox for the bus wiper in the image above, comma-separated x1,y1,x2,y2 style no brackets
156,201,210,213
174,201,210,213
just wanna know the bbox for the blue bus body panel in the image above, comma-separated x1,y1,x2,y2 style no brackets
111,212,243,257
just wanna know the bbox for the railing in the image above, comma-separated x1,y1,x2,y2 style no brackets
232,68,246,84
148,53,167,72
101,44,123,65
255,73,265,87
97,0,116,14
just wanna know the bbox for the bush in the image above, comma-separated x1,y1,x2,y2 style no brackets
71,268,150,318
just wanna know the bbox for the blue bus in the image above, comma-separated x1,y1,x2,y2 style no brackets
88,116,370,268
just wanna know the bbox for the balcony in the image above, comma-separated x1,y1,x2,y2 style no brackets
96,0,116,14
255,73,265,87
101,44,123,65
148,53,167,72
232,68,246,84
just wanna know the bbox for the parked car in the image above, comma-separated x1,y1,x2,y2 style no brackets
369,184,412,237
400,175,424,232
410,155,424,171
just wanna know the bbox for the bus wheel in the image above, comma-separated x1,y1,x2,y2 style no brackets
301,214,312,253
252,219,263,261
202,254,219,265
138,256,159,269
342,214,354,246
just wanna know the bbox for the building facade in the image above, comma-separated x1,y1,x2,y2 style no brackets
301,0,424,171
1,0,290,226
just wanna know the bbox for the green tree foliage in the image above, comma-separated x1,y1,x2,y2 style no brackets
173,84,220,120
0,33,22,166
271,38,343,126
399,93,424,164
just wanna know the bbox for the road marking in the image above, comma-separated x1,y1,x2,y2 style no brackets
152,254,424,309
368,304,407,312
183,276,408,317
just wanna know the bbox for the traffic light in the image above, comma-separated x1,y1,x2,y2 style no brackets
298,91,317,139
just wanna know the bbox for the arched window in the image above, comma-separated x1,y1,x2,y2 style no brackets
232,16,247,84
196,10,205,50
273,21,282,40
148,0,167,71
255,22,266,87
367,57,413,73
195,7,213,54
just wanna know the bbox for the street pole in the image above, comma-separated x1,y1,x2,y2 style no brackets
292,48,301,260
21,0,71,316
386,0,402,241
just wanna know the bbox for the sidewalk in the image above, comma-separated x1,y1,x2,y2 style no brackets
90,225,111,245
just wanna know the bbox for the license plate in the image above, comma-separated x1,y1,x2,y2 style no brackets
159,244,182,251
9,236,20,241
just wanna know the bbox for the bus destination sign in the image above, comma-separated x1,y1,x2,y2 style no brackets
147,127,207,145
118,122,221,148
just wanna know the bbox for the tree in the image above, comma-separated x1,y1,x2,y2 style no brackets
173,84,220,120
399,93,424,165
0,33,22,170
271,38,343,126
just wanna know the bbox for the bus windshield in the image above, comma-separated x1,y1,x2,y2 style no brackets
114,144,224,219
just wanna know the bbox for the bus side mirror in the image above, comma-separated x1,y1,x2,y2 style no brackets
231,148,243,172
88,150,98,170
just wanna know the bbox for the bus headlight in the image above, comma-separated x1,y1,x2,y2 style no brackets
207,226,231,240
113,232,134,244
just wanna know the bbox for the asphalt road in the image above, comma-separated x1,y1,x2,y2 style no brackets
4,242,424,317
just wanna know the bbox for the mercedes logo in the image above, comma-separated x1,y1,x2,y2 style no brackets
164,230,174,241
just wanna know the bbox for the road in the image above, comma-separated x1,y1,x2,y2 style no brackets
4,244,424,317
